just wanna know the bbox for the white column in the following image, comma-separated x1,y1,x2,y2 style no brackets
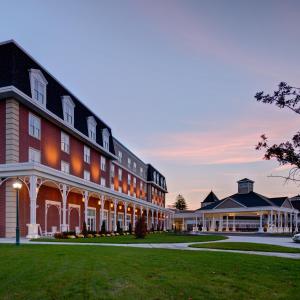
232,215,236,232
113,199,117,232
295,212,298,232
146,208,149,230
26,175,39,238
258,213,263,233
124,202,127,231
133,204,136,229
226,215,229,232
151,209,154,229
210,216,215,231
284,212,288,232
182,217,185,231
61,184,68,232
290,213,293,232
202,214,207,232
156,210,159,230
100,196,104,231
270,210,274,233
218,215,223,232
84,191,88,225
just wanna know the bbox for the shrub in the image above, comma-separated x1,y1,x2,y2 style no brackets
82,221,88,237
134,216,147,239
117,221,123,234
54,233,64,239
101,221,106,234
87,234,94,238
128,222,132,234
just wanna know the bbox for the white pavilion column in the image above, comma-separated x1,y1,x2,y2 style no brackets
210,216,215,232
61,184,68,232
124,202,127,231
163,213,166,231
274,211,278,233
232,215,236,232
156,210,159,230
133,204,136,229
279,212,283,233
258,213,263,233
218,215,223,232
270,210,274,233
289,213,293,233
226,215,229,232
284,212,288,232
26,175,39,238
295,212,298,232
267,213,270,232
202,214,207,232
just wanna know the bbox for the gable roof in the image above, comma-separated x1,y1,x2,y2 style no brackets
237,178,254,183
198,191,291,211
202,191,219,204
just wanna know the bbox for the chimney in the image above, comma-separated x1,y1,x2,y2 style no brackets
237,178,254,194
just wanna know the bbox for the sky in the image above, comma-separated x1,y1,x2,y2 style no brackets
1,0,300,209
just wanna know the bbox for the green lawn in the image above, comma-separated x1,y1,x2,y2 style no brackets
0,245,300,299
189,242,300,253
33,232,227,244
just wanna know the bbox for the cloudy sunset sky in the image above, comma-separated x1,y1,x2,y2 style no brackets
1,0,300,209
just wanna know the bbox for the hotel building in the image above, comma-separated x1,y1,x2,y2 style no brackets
0,40,173,238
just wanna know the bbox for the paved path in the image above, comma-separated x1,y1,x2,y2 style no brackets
1,235,300,259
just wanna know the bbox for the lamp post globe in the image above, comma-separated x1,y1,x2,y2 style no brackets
12,179,22,246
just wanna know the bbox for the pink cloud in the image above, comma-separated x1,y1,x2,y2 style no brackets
139,117,299,166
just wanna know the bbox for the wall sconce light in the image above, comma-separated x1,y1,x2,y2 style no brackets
82,197,85,203
128,207,131,212
110,203,114,208
98,200,101,206
118,205,122,210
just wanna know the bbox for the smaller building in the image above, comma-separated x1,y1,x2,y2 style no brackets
173,178,299,233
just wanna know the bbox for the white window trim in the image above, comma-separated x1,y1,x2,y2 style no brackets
62,95,75,126
87,116,97,141
84,170,90,181
61,160,70,174
29,69,48,107
102,128,110,151
28,113,41,140
101,157,106,171
61,132,70,154
84,145,90,164
28,147,41,163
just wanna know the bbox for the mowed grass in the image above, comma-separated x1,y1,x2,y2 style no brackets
34,232,227,244
189,242,300,253
0,245,300,300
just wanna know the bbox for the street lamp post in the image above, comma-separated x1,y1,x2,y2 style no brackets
12,178,22,246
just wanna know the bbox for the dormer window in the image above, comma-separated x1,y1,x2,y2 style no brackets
62,96,75,126
102,128,110,151
87,116,97,141
29,69,48,107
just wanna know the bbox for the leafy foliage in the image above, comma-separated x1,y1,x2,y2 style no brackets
173,194,187,210
255,82,300,181
82,221,88,237
134,216,147,239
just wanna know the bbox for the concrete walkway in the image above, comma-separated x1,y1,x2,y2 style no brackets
0,235,300,259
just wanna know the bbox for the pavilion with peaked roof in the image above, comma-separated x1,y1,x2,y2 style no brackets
173,178,299,233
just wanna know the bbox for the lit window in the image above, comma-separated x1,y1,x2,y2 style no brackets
62,96,75,126
29,113,41,139
101,157,106,171
118,169,122,181
128,158,131,169
102,128,110,151
84,170,90,181
61,161,70,174
100,177,106,187
61,132,70,153
84,146,90,164
28,148,41,163
29,69,48,107
87,116,97,141
118,151,123,163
